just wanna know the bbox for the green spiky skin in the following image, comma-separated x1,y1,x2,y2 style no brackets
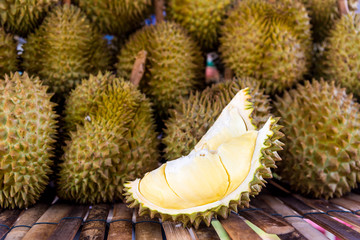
22,5,111,97
275,80,360,199
167,0,232,51
0,28,17,75
116,22,204,117
300,0,358,43
219,0,311,94
73,0,152,36
58,75,159,204
0,72,57,209
124,117,283,228
163,78,271,161
0,0,57,36
64,72,116,133
317,14,360,97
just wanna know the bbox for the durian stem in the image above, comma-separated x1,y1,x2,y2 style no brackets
155,0,165,23
211,219,231,240
130,50,147,87
63,0,71,5
338,0,350,15
224,68,233,81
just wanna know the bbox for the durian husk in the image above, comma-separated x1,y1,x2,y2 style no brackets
163,78,271,161
317,13,360,97
124,89,283,228
0,28,17,76
219,0,312,94
275,80,360,199
58,75,159,204
73,0,152,36
0,0,57,36
116,21,204,117
22,5,111,97
167,0,233,51
0,72,58,208
299,0,358,43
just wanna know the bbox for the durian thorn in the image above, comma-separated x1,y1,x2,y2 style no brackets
155,0,165,23
62,0,71,5
130,50,147,87
338,0,350,15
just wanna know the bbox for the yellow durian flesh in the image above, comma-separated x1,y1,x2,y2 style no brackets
139,130,258,209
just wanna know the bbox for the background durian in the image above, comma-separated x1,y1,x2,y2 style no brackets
0,28,17,76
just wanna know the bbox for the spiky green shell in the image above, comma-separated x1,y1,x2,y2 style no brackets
73,0,152,36
0,72,57,208
300,0,358,43
58,77,159,204
163,78,271,161
64,72,115,133
0,0,57,36
275,80,360,199
22,5,111,97
0,28,17,75
125,117,283,228
318,14,360,97
116,22,204,117
167,0,232,51
219,0,311,94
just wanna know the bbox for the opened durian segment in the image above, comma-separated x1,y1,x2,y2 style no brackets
128,89,275,215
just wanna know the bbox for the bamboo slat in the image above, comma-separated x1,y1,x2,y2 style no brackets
162,222,192,240
22,204,72,240
344,193,360,203
194,224,220,240
107,203,132,240
330,197,360,212
79,204,110,240
135,215,163,240
0,209,23,239
4,203,49,240
47,205,88,240
220,213,261,240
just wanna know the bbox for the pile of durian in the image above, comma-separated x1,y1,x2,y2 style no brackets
1,0,360,228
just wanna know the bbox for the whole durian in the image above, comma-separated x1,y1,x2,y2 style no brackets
0,0,57,36
116,21,204,117
0,28,17,76
22,5,111,97
0,72,57,208
58,73,159,204
318,14,360,97
167,0,233,51
300,0,358,43
219,0,312,94
163,78,271,160
125,89,283,228
275,80,360,199
73,0,152,36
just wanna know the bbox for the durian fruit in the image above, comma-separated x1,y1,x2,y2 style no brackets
73,0,152,36
0,28,17,76
22,5,111,97
317,13,360,97
275,80,360,199
167,0,233,51
57,73,159,204
300,0,358,43
124,88,283,228
116,21,204,117
0,0,57,36
0,72,57,208
163,78,271,161
219,0,312,94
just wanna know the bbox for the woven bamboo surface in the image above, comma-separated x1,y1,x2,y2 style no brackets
1,181,360,240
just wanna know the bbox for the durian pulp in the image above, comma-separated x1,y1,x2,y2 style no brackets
139,131,258,209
